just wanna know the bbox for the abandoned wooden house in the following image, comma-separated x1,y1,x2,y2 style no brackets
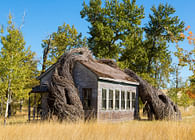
28,57,140,121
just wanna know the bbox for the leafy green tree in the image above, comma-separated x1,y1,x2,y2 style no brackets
41,23,87,71
175,26,194,83
168,64,192,109
119,32,148,73
178,90,192,110
80,0,144,59
0,14,38,122
167,88,179,105
81,1,185,89
143,3,184,88
167,87,192,109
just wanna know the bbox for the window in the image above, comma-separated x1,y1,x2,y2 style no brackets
82,88,92,110
102,89,107,110
126,92,130,109
121,91,125,109
115,90,119,110
132,92,136,109
108,90,113,109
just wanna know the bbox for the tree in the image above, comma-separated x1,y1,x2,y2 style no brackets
175,26,195,80
125,69,181,120
41,23,87,72
168,87,192,110
143,3,184,88
174,26,195,102
80,0,144,59
0,13,38,123
167,64,184,105
119,30,147,73
179,89,192,110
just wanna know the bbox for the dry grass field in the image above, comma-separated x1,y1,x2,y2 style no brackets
0,106,195,140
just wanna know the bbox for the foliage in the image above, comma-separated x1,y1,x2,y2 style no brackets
175,26,195,80
41,23,87,70
81,0,144,59
142,3,184,88
167,88,179,104
168,87,192,108
173,26,195,100
81,1,185,89
179,90,193,108
168,63,193,108
119,31,147,74
0,13,38,115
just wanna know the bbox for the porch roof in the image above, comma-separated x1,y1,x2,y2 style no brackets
30,85,48,94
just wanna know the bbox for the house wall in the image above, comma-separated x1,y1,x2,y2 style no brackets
97,81,138,121
40,70,53,86
39,69,53,119
38,62,139,121
41,92,49,119
73,62,98,119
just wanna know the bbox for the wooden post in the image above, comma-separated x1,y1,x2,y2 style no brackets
134,86,140,120
36,95,38,120
33,94,36,120
28,92,31,122
37,94,42,120
20,99,23,112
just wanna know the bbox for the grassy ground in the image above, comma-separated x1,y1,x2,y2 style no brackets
0,106,195,140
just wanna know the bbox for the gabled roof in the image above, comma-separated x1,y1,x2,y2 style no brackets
37,63,56,80
80,60,138,84
37,55,138,85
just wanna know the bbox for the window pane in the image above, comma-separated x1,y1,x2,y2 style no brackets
82,88,92,109
132,92,136,109
102,89,107,109
115,90,119,110
109,90,113,109
83,92,87,99
83,100,88,108
121,91,125,109
126,92,130,109
102,89,106,99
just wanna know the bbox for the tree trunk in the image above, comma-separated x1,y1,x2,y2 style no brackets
47,48,94,121
4,79,11,125
4,93,10,125
147,39,156,73
8,104,12,118
20,99,23,112
42,36,52,74
124,69,181,120
0,97,3,116
47,47,181,121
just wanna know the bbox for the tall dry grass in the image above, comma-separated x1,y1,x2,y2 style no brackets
0,120,195,140
0,106,195,140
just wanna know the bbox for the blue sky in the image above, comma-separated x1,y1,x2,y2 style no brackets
0,0,194,82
